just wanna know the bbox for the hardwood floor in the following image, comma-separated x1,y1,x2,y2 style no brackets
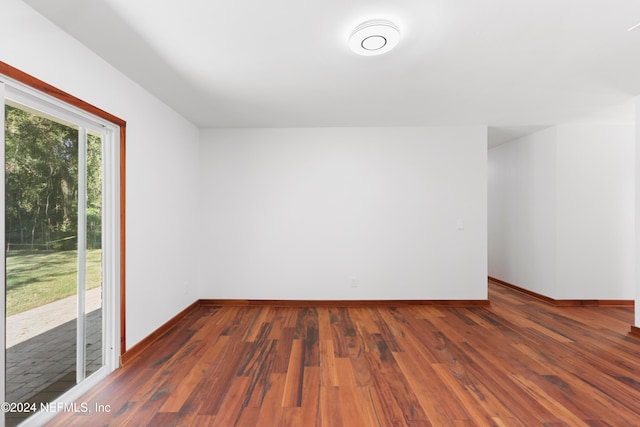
48,281,640,426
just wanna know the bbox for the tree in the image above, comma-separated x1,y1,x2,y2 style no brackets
4,104,102,251
86,133,102,249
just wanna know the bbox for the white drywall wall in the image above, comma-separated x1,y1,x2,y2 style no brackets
198,127,488,300
1,0,201,348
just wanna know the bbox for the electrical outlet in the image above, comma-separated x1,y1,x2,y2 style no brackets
350,276,358,288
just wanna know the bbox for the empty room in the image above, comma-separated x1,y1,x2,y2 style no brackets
2,0,640,426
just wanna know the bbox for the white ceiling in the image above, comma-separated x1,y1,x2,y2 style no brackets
23,0,640,145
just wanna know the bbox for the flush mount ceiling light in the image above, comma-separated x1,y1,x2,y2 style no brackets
349,19,400,56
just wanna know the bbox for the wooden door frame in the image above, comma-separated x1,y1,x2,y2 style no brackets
0,61,127,355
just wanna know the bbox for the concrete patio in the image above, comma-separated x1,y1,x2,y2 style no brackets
5,288,103,404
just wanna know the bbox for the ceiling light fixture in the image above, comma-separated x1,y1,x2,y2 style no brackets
349,19,400,56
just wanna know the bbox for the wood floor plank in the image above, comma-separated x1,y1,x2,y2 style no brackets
364,379,407,426
296,307,320,367
237,338,278,409
393,349,471,426
189,306,232,341
45,282,640,426
364,350,421,426
319,339,339,387
371,307,403,351
335,357,379,427
188,338,249,415
328,307,357,358
351,307,383,334
272,326,295,374
211,376,251,427
130,338,207,405
509,374,590,426
319,385,343,427
454,343,557,423
187,414,217,426
318,307,333,341
157,347,210,413
431,362,501,426
348,346,373,387
281,339,304,407
239,307,263,342
254,373,287,427
299,366,321,427
234,406,261,427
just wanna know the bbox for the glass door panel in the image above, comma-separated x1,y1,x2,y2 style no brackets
84,131,103,378
4,102,104,425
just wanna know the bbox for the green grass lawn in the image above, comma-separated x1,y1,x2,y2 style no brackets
6,249,102,316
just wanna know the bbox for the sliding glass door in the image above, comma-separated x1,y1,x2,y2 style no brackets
1,79,119,426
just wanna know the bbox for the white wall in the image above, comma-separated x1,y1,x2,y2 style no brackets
198,127,487,300
555,124,635,299
489,120,635,300
1,0,201,348
488,127,557,296
635,97,640,325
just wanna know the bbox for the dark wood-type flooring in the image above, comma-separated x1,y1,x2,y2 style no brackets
48,281,640,426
